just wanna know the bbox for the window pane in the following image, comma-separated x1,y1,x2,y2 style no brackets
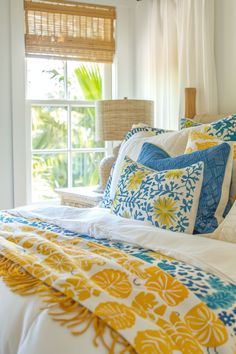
67,61,103,100
32,106,68,150
32,153,68,202
72,152,104,187
27,58,65,99
71,107,104,148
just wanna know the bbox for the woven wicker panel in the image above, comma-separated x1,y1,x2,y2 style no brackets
24,0,116,63
96,99,154,141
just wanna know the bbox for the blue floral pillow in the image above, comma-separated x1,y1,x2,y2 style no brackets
207,115,236,141
111,157,204,234
180,115,236,141
124,126,167,142
137,142,231,234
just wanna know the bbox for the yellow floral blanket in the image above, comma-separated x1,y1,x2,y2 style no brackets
0,216,235,354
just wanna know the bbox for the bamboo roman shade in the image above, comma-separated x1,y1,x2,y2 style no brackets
24,0,116,63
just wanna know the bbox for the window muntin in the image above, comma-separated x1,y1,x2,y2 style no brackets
27,58,107,202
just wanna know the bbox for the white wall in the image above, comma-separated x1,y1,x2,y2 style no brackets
0,0,14,209
215,0,236,113
0,0,26,209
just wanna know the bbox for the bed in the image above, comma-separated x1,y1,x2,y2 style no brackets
0,88,235,354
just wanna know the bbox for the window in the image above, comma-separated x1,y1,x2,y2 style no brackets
26,58,110,202
24,0,116,203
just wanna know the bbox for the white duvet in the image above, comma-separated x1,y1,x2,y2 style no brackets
0,205,235,354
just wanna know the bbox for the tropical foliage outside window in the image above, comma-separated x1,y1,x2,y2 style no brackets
27,58,105,202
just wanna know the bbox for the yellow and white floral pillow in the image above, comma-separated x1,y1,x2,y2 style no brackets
111,156,204,234
185,126,236,206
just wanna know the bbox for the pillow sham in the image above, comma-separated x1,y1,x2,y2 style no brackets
101,128,169,209
109,128,194,201
137,142,232,234
181,115,236,141
185,128,236,205
111,157,204,234
207,115,236,141
101,127,177,209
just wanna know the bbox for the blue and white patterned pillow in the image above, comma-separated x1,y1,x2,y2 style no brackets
101,126,169,208
111,156,204,234
180,115,236,141
137,142,231,234
124,126,167,142
207,115,236,141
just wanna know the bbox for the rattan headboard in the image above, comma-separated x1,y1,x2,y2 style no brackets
185,87,228,123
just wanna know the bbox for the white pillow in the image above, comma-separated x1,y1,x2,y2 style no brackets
110,128,193,199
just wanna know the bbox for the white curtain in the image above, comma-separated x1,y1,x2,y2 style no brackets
148,0,218,130
150,0,178,129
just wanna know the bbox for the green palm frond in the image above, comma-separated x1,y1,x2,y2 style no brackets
74,64,102,100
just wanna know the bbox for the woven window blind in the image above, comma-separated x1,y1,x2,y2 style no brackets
24,0,116,63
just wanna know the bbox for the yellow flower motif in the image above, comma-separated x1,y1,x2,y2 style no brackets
189,129,215,141
145,271,189,306
43,231,59,241
37,241,60,256
74,256,105,271
44,253,76,273
185,303,228,347
165,169,184,179
153,197,177,226
118,258,148,279
22,237,39,249
6,235,23,244
60,275,94,301
90,269,132,298
134,329,173,354
132,292,158,319
94,302,135,330
20,225,37,233
66,238,81,246
128,171,149,190
157,314,204,353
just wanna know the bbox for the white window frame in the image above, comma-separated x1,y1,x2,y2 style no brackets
26,62,112,203
10,0,135,208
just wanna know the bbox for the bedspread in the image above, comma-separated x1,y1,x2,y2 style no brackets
0,209,235,354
